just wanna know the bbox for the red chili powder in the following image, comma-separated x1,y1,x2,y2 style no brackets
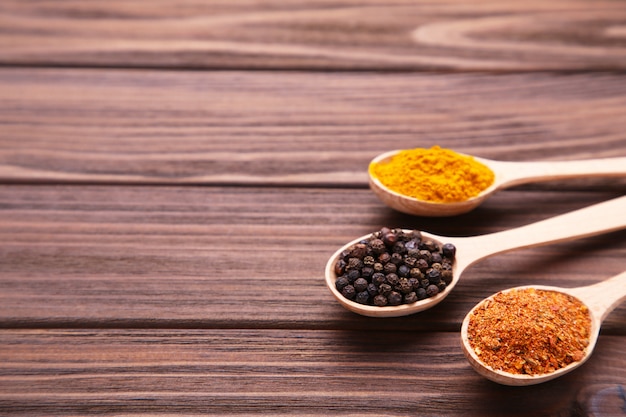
466,288,591,375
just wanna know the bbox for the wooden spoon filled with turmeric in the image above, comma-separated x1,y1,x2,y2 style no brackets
369,146,626,217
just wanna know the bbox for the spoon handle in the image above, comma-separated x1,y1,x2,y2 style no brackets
568,271,626,322
486,156,626,190
451,195,626,270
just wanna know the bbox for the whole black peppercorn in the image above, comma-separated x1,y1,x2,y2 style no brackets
404,292,418,303
416,287,427,300
378,252,391,264
388,291,403,306
426,284,439,297
431,252,443,264
390,252,403,265
416,258,429,272
383,262,397,274
385,273,399,287
392,241,407,255
354,278,368,293
369,239,386,255
410,268,424,279
334,259,346,276
441,270,453,284
346,257,363,271
346,269,360,283
349,243,368,259
404,256,417,267
397,278,413,294
367,283,378,296
382,232,397,247
373,294,388,306
427,268,441,283
342,285,356,300
372,272,386,287
335,276,350,291
333,227,457,307
417,250,432,263
379,283,392,296
397,264,410,278
361,266,374,279
442,243,456,258
355,291,369,304
421,240,438,252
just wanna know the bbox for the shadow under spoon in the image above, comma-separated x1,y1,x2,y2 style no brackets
324,195,626,317
369,151,626,216
461,270,626,386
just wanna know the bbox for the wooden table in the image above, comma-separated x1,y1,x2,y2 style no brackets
1,2,625,415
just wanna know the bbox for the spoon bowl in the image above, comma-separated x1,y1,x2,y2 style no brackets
369,150,626,217
461,271,626,386
325,196,626,317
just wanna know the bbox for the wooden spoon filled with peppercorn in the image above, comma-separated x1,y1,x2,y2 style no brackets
461,270,626,386
368,149,626,217
324,195,626,317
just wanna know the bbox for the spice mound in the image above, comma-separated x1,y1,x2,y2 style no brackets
370,146,495,203
334,228,456,307
466,288,591,376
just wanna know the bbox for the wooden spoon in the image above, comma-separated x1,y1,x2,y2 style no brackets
461,270,626,386
369,151,626,216
324,195,626,317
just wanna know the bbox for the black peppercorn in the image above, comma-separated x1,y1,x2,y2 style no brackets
361,267,374,279
385,273,399,287
404,292,418,303
367,283,378,296
333,228,456,307
378,283,392,296
382,232,397,247
354,278,368,293
426,284,439,297
346,269,360,283
355,291,369,304
397,264,410,278
335,276,350,291
346,257,363,271
397,278,413,294
383,262,397,274
373,294,388,306
388,291,402,306
390,252,403,265
342,285,356,300
372,272,386,287
369,239,386,255
416,287,427,300
378,252,391,264
442,243,456,258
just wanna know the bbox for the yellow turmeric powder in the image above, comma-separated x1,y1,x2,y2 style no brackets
369,146,495,203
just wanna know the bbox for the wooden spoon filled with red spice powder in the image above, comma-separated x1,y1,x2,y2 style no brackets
461,270,626,386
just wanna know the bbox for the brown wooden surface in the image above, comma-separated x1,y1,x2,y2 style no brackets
1,1,625,416
1,0,626,71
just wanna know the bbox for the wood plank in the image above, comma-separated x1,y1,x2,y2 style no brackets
0,329,625,416
1,68,625,186
1,0,626,71
1,185,624,332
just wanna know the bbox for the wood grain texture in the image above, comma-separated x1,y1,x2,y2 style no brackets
1,68,625,186
1,0,626,71
1,329,625,416
1,185,624,333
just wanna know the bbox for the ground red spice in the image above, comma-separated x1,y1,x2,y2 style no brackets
467,288,591,375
